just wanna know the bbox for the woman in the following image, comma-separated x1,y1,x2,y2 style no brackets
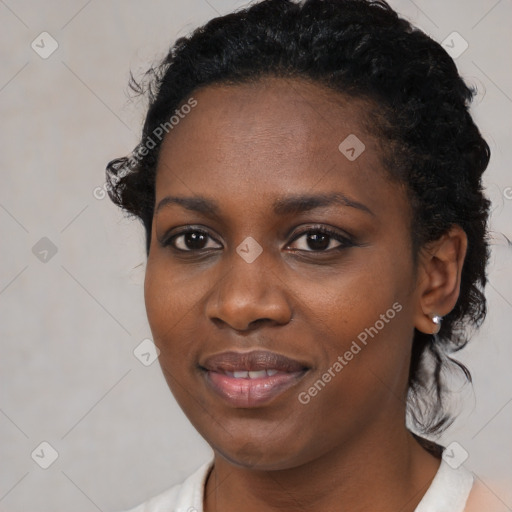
106,0,500,510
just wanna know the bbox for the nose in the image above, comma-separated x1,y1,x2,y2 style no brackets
205,249,292,331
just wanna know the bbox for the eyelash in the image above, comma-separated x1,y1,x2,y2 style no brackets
162,225,355,254
289,226,354,252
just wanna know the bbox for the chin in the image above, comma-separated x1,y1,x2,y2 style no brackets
213,436,312,472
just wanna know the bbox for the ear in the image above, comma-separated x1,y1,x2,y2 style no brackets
414,225,468,335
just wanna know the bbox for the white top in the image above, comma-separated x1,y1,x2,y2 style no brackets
119,457,487,512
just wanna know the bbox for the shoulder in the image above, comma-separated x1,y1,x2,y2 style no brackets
414,458,474,512
464,476,510,512
117,459,213,512
422,458,509,512
414,441,509,512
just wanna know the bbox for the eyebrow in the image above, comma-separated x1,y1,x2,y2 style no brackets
155,192,374,217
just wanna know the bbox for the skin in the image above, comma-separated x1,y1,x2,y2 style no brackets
144,77,467,512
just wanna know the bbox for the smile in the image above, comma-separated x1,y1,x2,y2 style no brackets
200,350,310,408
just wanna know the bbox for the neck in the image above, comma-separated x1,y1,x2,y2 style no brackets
204,424,441,512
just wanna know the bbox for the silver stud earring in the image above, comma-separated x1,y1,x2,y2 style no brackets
431,314,442,334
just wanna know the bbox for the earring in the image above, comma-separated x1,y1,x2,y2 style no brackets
431,314,442,334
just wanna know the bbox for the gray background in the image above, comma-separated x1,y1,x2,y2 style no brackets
1,0,511,511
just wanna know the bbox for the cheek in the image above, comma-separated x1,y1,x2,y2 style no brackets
307,286,408,388
143,254,221,366
296,249,413,388
144,257,195,350
144,261,171,338
143,259,205,405
301,252,407,335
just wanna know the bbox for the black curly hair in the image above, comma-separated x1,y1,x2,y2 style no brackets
106,0,491,442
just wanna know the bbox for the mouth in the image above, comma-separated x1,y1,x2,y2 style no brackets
199,350,310,408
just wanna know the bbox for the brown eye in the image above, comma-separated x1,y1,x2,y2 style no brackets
166,229,222,252
304,232,331,251
288,227,354,252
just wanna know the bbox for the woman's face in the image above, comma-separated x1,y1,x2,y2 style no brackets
145,77,419,469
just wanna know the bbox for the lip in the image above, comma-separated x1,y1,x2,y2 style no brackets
200,350,310,408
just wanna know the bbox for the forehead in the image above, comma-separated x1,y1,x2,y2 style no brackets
155,77,401,216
